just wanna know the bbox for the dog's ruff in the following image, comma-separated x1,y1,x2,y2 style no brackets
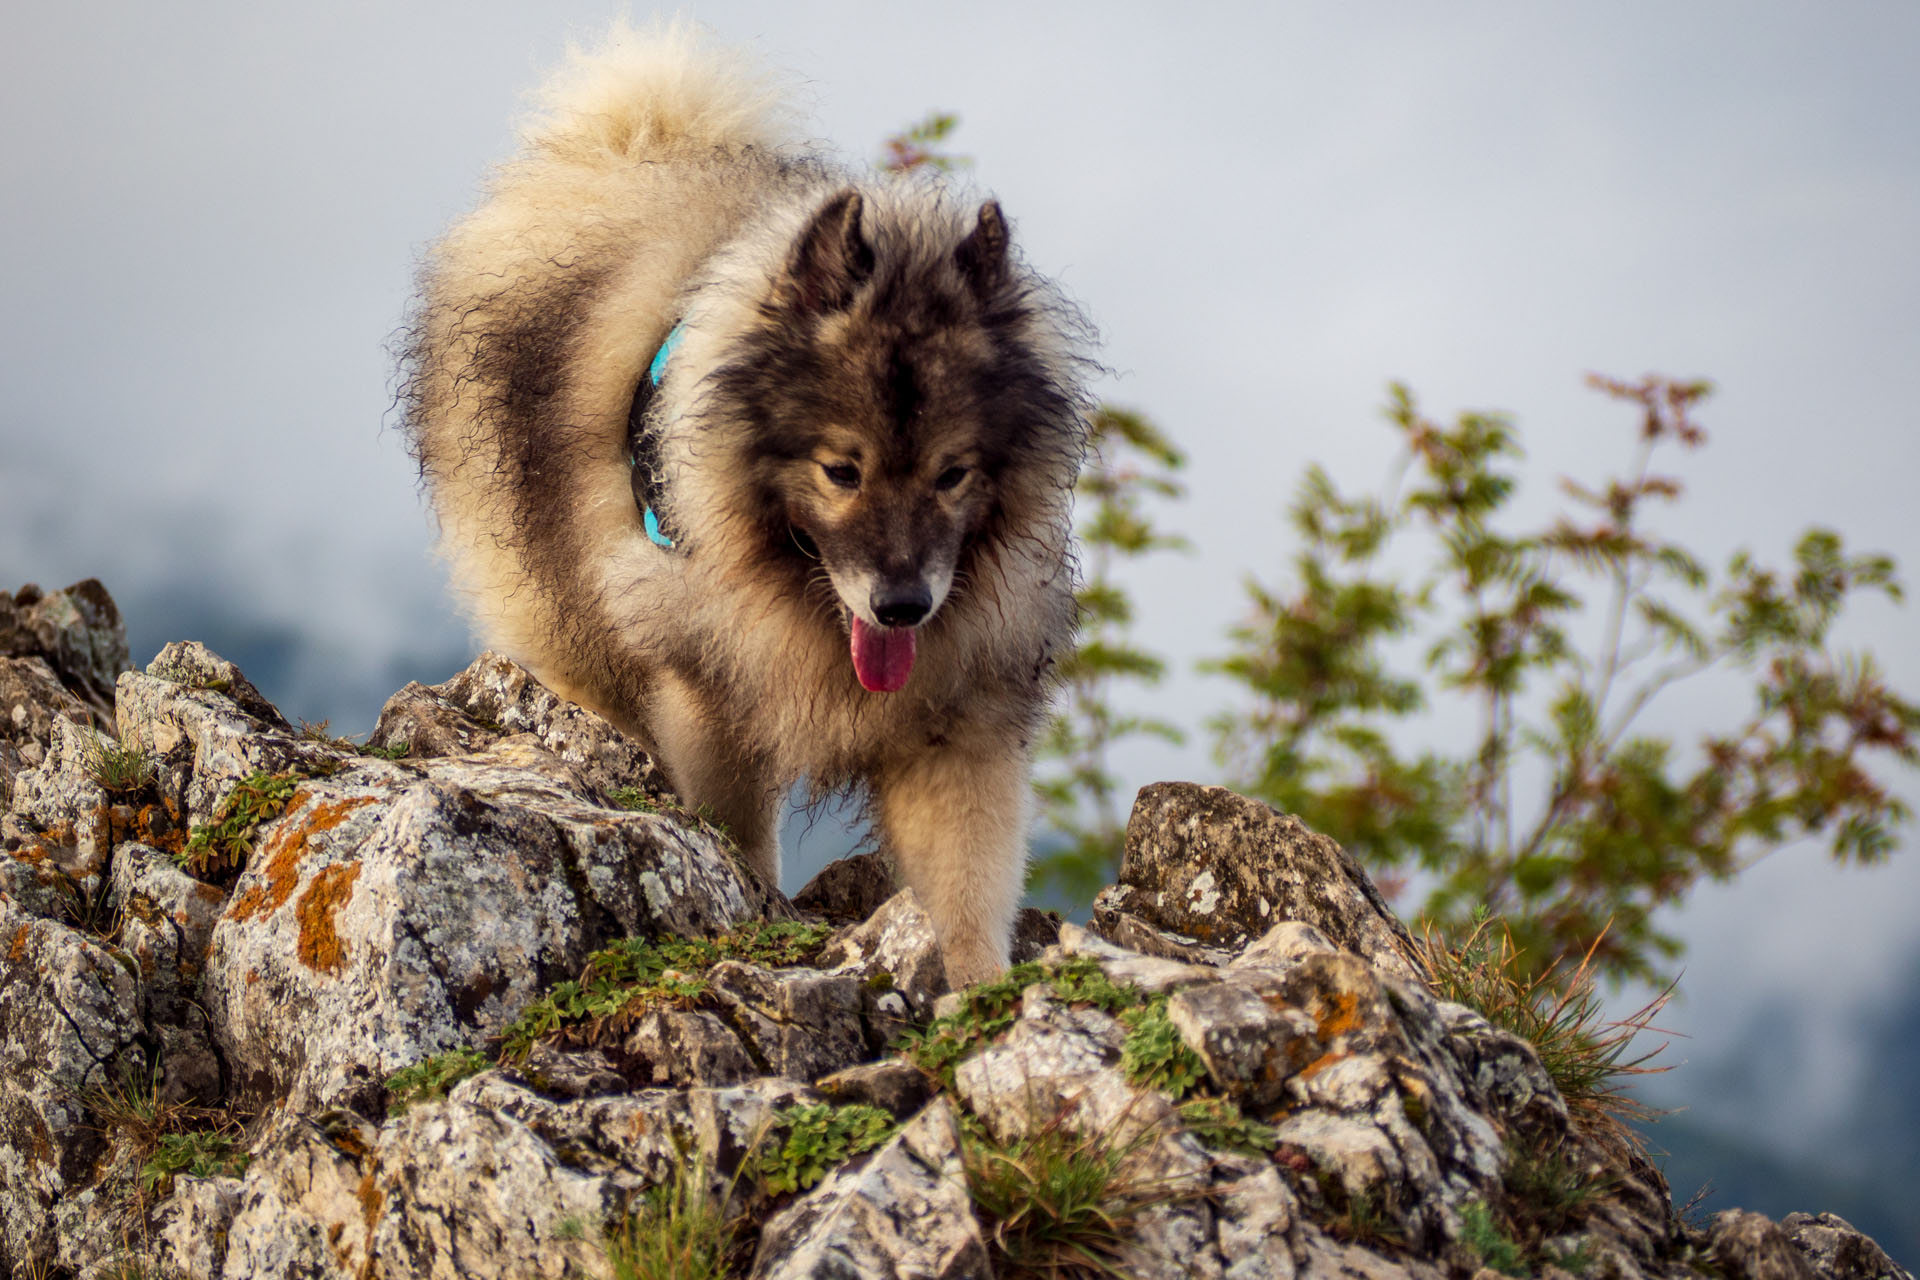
401,21,1092,986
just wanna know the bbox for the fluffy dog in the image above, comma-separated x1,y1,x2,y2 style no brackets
402,24,1091,985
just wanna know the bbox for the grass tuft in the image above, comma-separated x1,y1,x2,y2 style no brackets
1417,914,1672,1154
607,1155,750,1280
963,1112,1187,1279
81,733,155,795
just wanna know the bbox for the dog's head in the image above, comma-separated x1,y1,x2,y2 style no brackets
713,186,1063,693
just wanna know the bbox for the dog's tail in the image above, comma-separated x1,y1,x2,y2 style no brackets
519,19,797,166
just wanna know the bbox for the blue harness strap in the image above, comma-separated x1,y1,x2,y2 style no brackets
628,320,687,550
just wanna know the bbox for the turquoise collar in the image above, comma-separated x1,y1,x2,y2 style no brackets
627,320,687,550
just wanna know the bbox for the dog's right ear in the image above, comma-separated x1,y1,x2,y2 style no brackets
775,188,874,314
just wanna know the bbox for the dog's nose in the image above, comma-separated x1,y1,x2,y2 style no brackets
871,584,932,629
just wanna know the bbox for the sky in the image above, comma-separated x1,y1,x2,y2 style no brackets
4,0,1918,1223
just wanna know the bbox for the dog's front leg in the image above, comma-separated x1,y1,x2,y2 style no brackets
874,740,1030,990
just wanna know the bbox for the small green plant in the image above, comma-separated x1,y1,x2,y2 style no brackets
606,1155,749,1280
1323,1184,1406,1249
1459,1198,1526,1276
179,770,300,876
138,1130,250,1194
362,739,411,761
1418,915,1669,1154
1116,995,1206,1099
897,958,1143,1088
1176,1097,1277,1157
964,1113,1186,1279
607,786,660,812
384,1047,491,1114
754,1103,897,1196
81,732,154,794
496,922,833,1061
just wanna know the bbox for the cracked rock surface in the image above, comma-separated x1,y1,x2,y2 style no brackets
0,582,1909,1280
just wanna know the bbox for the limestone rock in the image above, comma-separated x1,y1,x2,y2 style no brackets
816,888,951,1024
0,655,96,811
1710,1209,1823,1280
1780,1213,1913,1280
1093,782,1421,978
369,650,673,809
0,900,147,1268
793,848,897,924
0,579,130,722
751,1097,991,1280
203,750,769,1112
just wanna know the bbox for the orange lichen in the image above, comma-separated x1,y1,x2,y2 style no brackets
1298,1049,1350,1080
123,798,187,856
8,924,30,963
227,795,375,922
295,862,362,974
1314,991,1364,1041
358,1171,384,1227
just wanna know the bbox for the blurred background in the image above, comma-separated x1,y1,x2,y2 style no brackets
3,2,1915,1255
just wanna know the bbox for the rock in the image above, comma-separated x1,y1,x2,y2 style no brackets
204,751,771,1112
0,579,131,722
111,842,226,1103
151,1175,244,1278
5,716,115,870
0,900,147,1269
750,1098,991,1280
815,1061,934,1119
793,848,897,924
1010,905,1064,962
707,961,871,1082
816,889,951,1023
0,655,96,811
621,1007,758,1087
369,650,671,807
1088,904,1236,966
1093,782,1422,978
1709,1209,1822,1280
1779,1213,1913,1280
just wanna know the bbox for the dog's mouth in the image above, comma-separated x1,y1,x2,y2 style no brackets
788,523,927,693
849,617,916,693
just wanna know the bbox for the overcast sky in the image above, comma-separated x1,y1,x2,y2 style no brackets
4,1,1918,1176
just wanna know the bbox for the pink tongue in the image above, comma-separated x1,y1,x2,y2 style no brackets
850,617,917,692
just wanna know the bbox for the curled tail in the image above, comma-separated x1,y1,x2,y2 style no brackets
519,18,797,165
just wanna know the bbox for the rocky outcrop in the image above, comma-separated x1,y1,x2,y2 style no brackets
0,581,1909,1280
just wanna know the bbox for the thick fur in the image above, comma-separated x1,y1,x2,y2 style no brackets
402,23,1091,986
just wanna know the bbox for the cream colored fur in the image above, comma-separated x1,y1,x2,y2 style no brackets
407,23,1086,988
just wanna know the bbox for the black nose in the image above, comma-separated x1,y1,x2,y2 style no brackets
871,584,932,628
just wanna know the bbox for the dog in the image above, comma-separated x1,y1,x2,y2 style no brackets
401,23,1092,987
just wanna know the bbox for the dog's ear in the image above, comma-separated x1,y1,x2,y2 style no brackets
777,188,874,314
954,200,1009,295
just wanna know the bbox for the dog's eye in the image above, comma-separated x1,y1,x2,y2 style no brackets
822,463,860,489
935,466,970,492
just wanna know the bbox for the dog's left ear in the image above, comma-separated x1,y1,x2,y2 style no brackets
954,201,1009,296
777,188,875,314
